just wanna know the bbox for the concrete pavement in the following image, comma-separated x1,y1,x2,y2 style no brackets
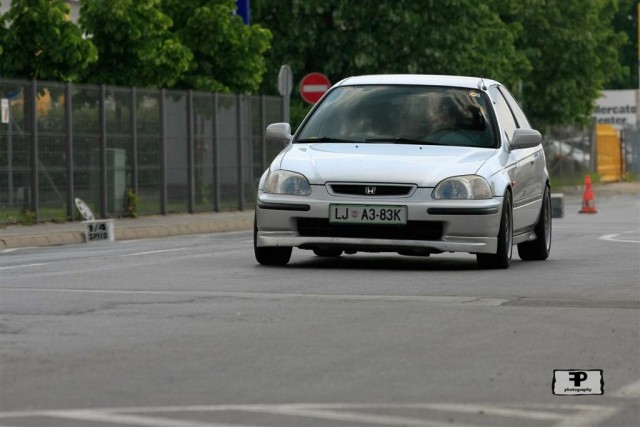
1,182,637,250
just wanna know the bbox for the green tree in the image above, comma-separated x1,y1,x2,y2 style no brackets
0,0,97,81
607,0,637,89
516,0,627,128
254,0,528,93
79,0,192,88
253,0,529,126
161,0,271,93
254,0,627,129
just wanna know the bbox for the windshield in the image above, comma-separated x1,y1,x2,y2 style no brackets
297,85,497,148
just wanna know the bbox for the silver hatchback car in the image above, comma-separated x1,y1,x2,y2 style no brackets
254,75,551,268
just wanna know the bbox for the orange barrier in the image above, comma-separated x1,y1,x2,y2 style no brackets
579,175,598,214
596,124,622,182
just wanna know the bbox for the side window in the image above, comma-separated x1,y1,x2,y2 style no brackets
489,86,518,141
499,87,531,129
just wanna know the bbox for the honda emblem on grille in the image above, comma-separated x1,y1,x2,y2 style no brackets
365,186,376,195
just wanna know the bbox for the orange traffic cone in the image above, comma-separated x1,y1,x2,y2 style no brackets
579,175,597,214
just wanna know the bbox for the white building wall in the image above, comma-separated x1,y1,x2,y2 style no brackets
1,1,80,22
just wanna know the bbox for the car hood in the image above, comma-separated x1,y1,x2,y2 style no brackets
277,143,497,187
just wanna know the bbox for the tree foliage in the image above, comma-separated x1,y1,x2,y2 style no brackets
0,0,629,126
253,0,628,129
0,0,97,81
161,0,271,93
515,0,628,128
78,0,192,88
256,1,526,89
608,0,638,89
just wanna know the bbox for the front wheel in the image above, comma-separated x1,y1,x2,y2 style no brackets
518,186,552,261
254,216,292,266
477,192,513,269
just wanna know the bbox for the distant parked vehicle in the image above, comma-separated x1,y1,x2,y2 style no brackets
546,139,591,171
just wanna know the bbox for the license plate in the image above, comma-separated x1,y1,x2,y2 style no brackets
329,204,407,225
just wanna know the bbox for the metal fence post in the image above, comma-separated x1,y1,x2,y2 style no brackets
187,90,195,213
590,118,598,173
29,79,39,223
260,95,267,171
99,84,107,218
130,86,138,192
237,95,245,211
212,93,220,212
160,88,167,215
65,82,74,220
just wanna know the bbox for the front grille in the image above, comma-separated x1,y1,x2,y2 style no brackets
297,218,443,240
328,184,414,197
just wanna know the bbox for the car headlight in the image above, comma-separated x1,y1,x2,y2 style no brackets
264,170,311,196
432,175,492,199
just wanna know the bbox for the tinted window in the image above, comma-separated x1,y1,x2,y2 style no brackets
297,85,498,148
499,87,531,129
489,86,518,141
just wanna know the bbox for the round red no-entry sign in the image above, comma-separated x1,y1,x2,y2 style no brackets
299,72,331,104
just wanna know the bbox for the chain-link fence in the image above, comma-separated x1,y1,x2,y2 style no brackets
0,79,284,224
621,125,640,176
3,79,636,225
543,121,640,186
543,124,596,186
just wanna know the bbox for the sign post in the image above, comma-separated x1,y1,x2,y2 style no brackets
299,72,331,105
278,65,293,123
2,98,13,205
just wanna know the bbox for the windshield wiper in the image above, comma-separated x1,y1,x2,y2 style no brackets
296,136,360,143
365,137,443,145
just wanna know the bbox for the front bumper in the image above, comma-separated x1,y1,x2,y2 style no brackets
255,186,503,255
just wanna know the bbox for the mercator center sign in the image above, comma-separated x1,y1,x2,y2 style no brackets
593,90,638,129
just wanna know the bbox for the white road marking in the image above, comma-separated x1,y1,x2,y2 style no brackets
411,403,561,420
541,404,619,427
599,232,640,244
613,379,640,399
41,410,259,427
128,248,187,256
0,247,33,253
0,263,48,271
0,403,621,427
241,405,472,427
0,287,506,305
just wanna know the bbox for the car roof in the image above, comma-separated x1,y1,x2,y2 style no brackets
334,74,500,90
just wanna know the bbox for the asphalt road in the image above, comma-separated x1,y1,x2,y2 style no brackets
1,193,638,427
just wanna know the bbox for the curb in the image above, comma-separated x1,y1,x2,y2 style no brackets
1,232,85,250
114,220,253,241
0,219,253,250
1,182,637,250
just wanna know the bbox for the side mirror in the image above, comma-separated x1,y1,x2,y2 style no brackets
510,128,541,150
266,123,293,144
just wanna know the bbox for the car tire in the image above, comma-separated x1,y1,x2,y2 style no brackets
477,192,512,269
518,185,552,261
313,248,343,257
254,215,292,266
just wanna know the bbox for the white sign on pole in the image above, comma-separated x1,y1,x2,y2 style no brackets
1,99,9,124
593,90,638,130
278,65,293,96
278,65,293,123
